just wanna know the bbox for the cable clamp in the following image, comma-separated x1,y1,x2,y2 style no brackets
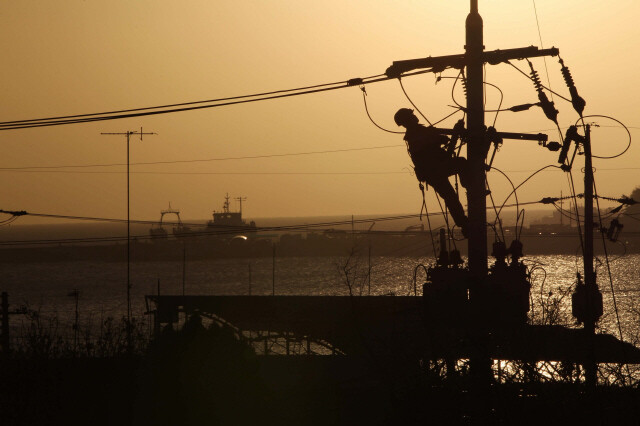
540,197,559,204
0,209,27,216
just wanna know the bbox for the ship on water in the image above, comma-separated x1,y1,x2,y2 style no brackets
205,193,256,239
148,194,256,242
149,203,192,239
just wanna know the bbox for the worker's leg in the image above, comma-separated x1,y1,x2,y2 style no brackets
449,157,470,189
430,177,468,232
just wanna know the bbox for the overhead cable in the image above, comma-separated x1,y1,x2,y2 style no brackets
0,145,404,170
0,170,407,176
0,70,435,131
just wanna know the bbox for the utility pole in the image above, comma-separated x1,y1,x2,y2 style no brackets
101,127,156,348
384,12,560,259
464,0,493,391
385,0,559,391
465,0,487,277
582,125,599,387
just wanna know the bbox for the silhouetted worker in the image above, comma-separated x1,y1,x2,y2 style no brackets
394,108,469,236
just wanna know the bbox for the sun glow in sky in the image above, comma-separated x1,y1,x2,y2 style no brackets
1,0,639,224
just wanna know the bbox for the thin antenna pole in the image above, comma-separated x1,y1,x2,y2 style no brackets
101,128,156,350
182,242,186,296
368,244,371,296
126,131,130,322
560,190,563,226
272,243,276,296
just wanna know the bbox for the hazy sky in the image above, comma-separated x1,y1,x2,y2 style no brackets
1,0,639,225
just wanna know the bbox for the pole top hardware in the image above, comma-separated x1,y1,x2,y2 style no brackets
385,46,559,78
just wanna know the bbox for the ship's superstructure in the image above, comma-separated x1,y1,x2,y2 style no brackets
206,193,256,238
149,203,192,239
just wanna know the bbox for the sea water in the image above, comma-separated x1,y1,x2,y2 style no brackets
2,254,640,346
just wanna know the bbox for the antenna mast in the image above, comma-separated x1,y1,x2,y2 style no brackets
101,127,156,346
235,196,247,215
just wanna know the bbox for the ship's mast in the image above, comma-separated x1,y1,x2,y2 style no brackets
223,193,231,213
235,196,247,215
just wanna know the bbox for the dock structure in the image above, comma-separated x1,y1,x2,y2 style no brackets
146,295,640,366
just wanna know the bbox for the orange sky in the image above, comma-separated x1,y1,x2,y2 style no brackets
1,0,639,225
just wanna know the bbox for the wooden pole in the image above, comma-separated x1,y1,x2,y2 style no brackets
465,0,487,277
466,0,493,396
583,125,598,387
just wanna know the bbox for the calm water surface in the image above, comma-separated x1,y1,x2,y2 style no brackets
3,254,640,344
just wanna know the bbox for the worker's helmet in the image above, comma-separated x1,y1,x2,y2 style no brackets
394,108,415,126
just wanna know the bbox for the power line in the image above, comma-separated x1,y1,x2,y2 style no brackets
531,0,553,102
507,60,572,103
4,122,637,172
0,210,430,230
0,145,404,170
0,170,407,175
0,79,360,127
0,213,434,246
0,195,581,238
0,70,435,131
2,191,627,247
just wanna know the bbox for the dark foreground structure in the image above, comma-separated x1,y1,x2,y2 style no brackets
1,293,639,425
140,295,640,424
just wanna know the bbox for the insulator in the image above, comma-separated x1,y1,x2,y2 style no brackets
460,76,468,97
559,58,575,88
528,61,544,92
528,61,558,124
559,57,586,116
